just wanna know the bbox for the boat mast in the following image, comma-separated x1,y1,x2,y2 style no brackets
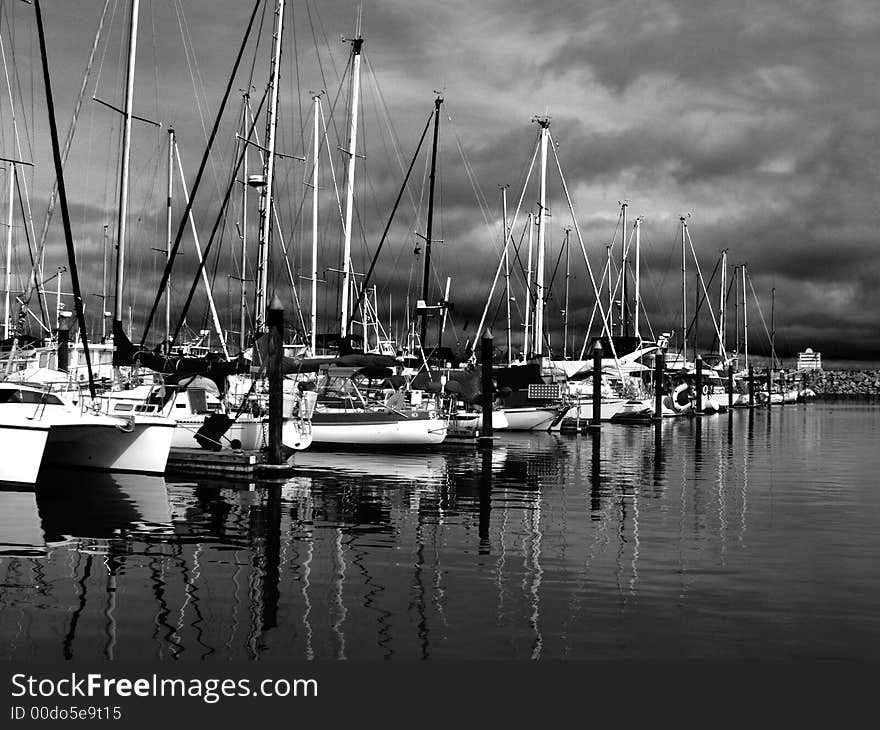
620,201,627,336
419,94,443,349
254,0,285,334
310,92,321,354
680,215,687,365
733,264,739,365
563,226,570,359
771,286,776,369
523,212,533,357
239,93,249,352
3,163,12,339
164,128,174,344
112,0,139,358
339,33,363,339
634,216,641,341
533,116,549,357
101,224,108,340
719,248,727,360
742,263,749,369
501,184,511,365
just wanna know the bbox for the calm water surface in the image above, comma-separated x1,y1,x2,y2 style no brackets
2,402,879,660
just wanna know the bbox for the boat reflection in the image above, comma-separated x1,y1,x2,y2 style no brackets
0,489,45,557
35,469,172,549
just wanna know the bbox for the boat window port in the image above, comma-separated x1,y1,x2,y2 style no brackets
113,403,134,412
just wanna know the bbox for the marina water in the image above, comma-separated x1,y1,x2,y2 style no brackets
2,401,879,660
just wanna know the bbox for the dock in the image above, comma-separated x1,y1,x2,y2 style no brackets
166,447,267,479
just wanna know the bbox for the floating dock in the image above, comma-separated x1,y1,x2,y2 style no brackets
166,447,266,479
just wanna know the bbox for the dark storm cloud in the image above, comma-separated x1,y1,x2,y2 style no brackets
6,0,878,358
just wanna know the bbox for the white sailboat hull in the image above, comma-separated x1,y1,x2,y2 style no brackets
43,416,176,474
310,411,447,446
171,415,266,451
0,419,50,485
501,406,563,432
550,398,628,428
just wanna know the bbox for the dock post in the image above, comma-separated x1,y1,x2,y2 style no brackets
267,296,284,465
748,365,755,408
479,328,494,449
766,367,773,407
653,351,664,421
728,364,734,410
695,355,703,414
591,341,603,429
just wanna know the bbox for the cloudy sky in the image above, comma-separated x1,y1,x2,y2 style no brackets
2,0,878,361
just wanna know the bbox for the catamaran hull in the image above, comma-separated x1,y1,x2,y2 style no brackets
44,420,176,474
310,412,447,447
0,421,50,485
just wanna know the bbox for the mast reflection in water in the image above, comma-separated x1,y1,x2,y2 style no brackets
1,402,880,659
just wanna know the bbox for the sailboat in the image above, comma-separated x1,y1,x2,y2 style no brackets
289,31,446,448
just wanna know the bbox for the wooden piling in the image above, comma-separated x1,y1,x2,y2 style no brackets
591,341,603,429
479,328,494,448
695,355,703,414
267,296,284,466
728,364,734,410
748,365,755,408
653,351,664,421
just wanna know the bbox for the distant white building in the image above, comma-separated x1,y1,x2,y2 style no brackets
796,348,822,371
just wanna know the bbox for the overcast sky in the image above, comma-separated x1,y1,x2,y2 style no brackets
2,0,878,360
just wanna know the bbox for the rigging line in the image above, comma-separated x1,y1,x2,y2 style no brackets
745,272,775,353
685,253,721,344
33,0,96,395
170,93,267,349
14,173,48,330
0,34,42,318
140,0,264,347
173,0,225,200
684,225,723,345
91,0,119,97
350,108,433,323
547,136,621,369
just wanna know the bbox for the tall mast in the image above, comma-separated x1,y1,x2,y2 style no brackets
419,94,443,348
719,248,727,359
733,264,739,363
533,116,549,357
771,286,776,368
523,212,533,357
112,0,139,347
633,217,641,340
3,163,13,339
606,245,612,329
620,201,627,336
680,215,687,365
339,34,364,339
742,263,749,369
239,93,249,352
563,226,570,359
101,224,108,340
164,128,174,343
310,93,321,354
501,185,511,365
254,0,285,333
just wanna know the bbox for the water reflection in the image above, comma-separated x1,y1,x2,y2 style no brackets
2,405,880,659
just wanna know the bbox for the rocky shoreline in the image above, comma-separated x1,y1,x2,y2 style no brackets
791,370,880,397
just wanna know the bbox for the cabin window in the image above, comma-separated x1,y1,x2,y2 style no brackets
188,389,208,414
0,389,64,405
113,403,134,412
